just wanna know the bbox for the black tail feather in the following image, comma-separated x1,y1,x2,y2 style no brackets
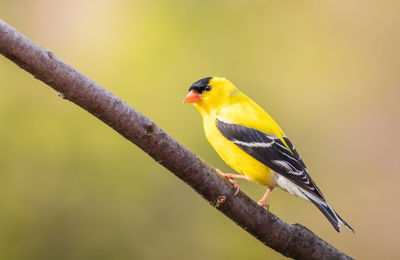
336,212,355,233
305,193,354,233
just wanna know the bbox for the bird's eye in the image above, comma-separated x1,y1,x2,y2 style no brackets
204,85,212,91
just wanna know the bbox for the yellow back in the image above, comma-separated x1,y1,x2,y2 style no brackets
193,77,285,138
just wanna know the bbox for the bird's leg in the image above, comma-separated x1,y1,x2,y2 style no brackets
215,169,249,196
258,187,274,210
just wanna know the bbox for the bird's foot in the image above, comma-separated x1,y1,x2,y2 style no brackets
215,169,242,196
257,187,274,211
257,200,270,211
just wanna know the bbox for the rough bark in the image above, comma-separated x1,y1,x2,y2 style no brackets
0,19,353,260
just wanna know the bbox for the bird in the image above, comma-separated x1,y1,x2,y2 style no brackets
183,76,354,233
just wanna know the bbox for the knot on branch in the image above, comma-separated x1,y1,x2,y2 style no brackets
215,195,227,208
144,121,156,134
57,92,66,99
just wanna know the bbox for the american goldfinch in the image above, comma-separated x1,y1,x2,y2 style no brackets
184,77,354,233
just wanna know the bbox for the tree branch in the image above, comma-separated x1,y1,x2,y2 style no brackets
0,19,353,260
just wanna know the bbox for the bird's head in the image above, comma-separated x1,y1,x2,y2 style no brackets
183,77,239,114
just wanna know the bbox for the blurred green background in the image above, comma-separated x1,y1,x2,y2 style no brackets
0,0,399,259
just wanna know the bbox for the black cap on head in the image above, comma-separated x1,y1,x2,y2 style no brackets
189,77,212,93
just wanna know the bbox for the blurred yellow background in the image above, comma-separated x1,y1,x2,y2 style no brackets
0,0,399,259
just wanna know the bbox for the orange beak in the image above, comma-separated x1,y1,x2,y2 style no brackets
183,90,201,103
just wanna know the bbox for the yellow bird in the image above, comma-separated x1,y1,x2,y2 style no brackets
184,77,354,233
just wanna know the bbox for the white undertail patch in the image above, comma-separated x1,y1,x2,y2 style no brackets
273,173,309,201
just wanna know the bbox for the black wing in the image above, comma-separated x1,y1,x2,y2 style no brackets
216,117,324,200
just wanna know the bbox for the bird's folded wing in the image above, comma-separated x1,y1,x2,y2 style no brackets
216,116,325,200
